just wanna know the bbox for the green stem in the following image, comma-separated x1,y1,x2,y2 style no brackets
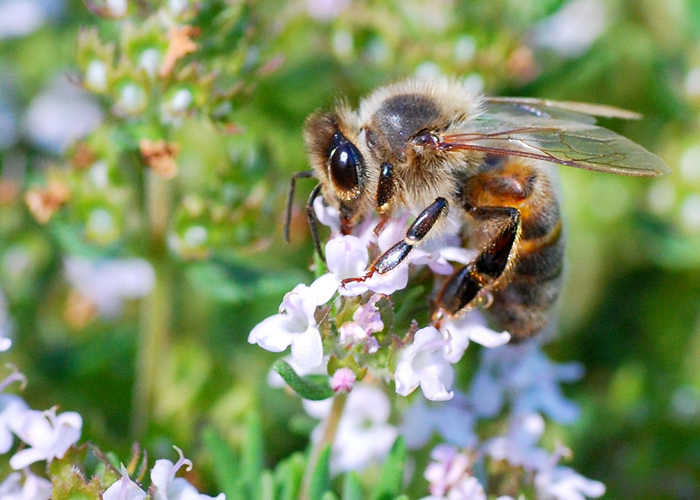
131,171,171,437
300,393,348,500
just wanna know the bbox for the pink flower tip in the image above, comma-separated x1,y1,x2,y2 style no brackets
330,368,357,393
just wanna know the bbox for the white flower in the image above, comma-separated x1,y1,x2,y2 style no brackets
395,326,454,401
64,257,155,317
440,311,511,363
531,0,607,58
422,444,486,500
248,284,324,369
309,385,398,473
9,407,82,469
0,470,52,500
103,465,147,500
0,395,29,454
399,393,477,449
152,447,225,500
0,0,47,40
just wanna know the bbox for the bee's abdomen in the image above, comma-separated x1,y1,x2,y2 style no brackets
463,156,564,340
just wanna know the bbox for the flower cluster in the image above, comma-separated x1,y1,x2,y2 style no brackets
0,296,226,500
249,198,511,402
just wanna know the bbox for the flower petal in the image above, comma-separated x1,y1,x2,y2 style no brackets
248,315,295,352
291,326,324,369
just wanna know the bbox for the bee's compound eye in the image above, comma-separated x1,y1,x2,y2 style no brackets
328,134,363,198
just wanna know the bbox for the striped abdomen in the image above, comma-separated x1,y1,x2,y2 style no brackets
460,155,564,340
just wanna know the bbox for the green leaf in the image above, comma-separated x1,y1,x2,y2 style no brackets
242,412,265,498
322,492,340,500
308,445,332,500
202,426,243,500
259,470,275,500
275,453,306,500
273,359,333,401
370,437,407,500
342,472,363,500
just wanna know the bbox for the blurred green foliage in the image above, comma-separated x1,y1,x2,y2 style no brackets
1,0,700,498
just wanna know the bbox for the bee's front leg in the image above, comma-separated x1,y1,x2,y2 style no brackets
341,197,449,286
435,206,521,320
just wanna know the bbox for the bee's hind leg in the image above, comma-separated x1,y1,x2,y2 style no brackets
435,206,521,320
341,197,449,285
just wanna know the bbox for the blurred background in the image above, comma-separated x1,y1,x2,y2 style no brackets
0,0,699,498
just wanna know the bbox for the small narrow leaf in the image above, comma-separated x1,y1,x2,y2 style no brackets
370,437,407,500
342,472,363,500
242,412,265,498
273,359,333,400
308,445,332,500
322,492,340,500
202,426,243,500
259,470,275,500
276,452,305,500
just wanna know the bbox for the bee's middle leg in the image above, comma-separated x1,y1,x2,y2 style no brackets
435,206,521,319
341,197,449,285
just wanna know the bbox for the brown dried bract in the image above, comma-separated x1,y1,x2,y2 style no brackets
0,180,20,206
25,180,72,224
72,142,97,170
159,25,199,78
139,139,180,179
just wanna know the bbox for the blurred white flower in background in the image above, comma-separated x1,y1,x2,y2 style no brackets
531,0,607,58
309,384,398,473
400,392,478,449
422,444,486,500
0,0,57,39
24,76,103,154
0,470,52,500
64,257,155,318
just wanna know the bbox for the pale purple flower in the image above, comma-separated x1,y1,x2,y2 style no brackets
440,311,511,363
535,464,606,500
309,385,398,473
0,395,29,454
0,470,51,500
395,326,454,401
313,196,340,234
0,289,13,351
151,447,225,500
330,367,356,393
103,465,147,500
338,294,383,348
422,444,486,500
400,393,477,449
0,0,48,39
9,406,82,469
468,340,583,422
484,413,550,471
248,284,324,368
64,257,155,317
307,0,351,21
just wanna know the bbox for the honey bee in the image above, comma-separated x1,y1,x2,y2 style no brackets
287,78,670,340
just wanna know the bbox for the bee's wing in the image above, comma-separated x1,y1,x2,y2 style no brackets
483,97,643,121
441,111,671,177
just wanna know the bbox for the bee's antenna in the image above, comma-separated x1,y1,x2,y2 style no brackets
306,184,325,262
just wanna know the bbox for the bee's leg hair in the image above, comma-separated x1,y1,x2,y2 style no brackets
342,197,449,284
436,206,521,316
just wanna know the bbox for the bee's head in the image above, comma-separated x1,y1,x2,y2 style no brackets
303,106,373,232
